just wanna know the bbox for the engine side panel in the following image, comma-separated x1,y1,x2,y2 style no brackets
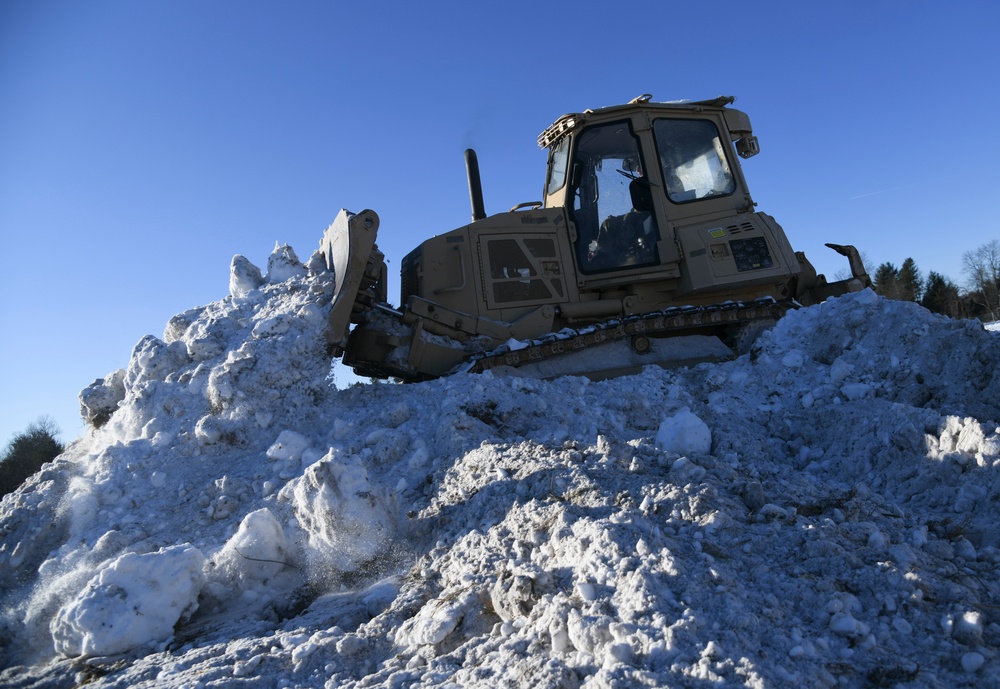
673,212,800,298
403,208,576,323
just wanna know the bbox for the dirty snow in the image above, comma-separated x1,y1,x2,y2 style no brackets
2,216,999,688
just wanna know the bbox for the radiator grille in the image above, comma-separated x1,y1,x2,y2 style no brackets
400,247,420,303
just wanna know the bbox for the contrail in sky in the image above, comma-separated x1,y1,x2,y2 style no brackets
849,184,916,200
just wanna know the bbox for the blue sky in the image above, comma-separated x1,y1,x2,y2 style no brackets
1,0,998,446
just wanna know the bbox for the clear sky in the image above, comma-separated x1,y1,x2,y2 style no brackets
1,0,998,447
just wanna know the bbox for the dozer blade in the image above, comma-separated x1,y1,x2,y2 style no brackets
319,209,380,356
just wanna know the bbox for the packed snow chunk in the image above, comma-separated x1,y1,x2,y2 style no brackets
840,382,871,401
781,350,806,368
213,508,290,589
229,254,264,298
51,544,205,657
296,302,326,327
163,305,204,343
932,416,1000,463
670,455,707,483
124,335,190,389
252,313,293,339
951,610,984,646
828,612,870,638
266,430,312,463
291,451,395,571
395,591,479,648
195,415,224,445
853,287,881,305
305,248,328,276
656,407,712,455
962,652,986,673
829,357,854,384
266,243,307,283
79,369,126,427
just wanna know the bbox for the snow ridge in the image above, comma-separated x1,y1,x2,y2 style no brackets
1,237,999,688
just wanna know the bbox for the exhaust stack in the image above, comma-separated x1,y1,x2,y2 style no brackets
465,149,487,222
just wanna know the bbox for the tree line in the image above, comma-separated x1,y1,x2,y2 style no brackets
870,239,1000,322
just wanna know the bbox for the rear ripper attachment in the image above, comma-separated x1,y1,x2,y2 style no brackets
320,95,871,381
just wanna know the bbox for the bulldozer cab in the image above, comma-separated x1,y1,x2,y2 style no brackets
540,96,758,284
562,119,661,273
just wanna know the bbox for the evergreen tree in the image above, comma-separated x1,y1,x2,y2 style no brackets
897,258,923,302
872,262,901,300
921,271,962,317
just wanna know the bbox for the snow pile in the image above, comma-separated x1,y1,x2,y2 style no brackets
2,218,999,687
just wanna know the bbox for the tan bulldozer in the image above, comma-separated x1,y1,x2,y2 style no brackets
319,95,870,381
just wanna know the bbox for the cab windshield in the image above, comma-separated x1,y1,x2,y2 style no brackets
652,119,735,203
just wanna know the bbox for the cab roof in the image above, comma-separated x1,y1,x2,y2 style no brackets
537,95,739,149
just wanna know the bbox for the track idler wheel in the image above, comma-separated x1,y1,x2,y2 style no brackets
630,335,652,355
732,318,776,356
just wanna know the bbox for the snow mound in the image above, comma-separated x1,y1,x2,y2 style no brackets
2,227,1000,687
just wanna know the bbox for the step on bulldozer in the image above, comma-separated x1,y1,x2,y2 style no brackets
319,95,870,381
